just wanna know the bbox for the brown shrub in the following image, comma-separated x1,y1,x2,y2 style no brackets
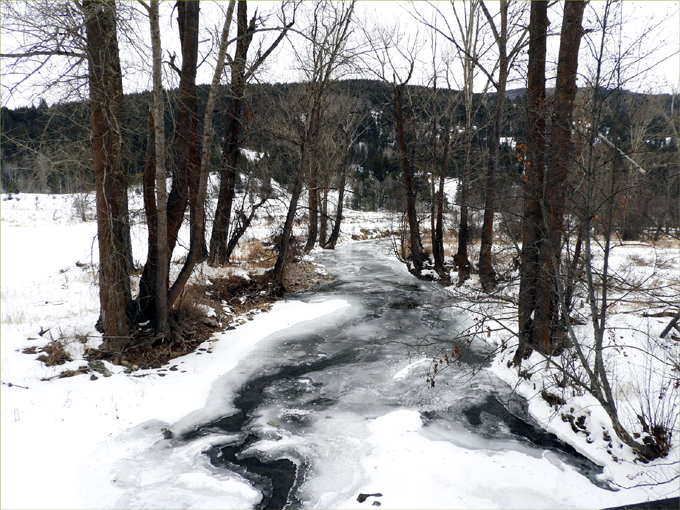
37,340,71,366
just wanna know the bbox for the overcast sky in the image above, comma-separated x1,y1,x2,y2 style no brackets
1,0,678,109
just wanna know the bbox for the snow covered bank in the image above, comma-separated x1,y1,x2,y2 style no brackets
2,192,677,509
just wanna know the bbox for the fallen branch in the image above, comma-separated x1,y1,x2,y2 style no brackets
1,381,29,389
659,311,680,339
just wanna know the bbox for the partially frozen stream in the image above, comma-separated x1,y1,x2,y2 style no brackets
170,240,612,509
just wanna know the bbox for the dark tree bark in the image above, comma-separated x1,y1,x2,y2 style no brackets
431,102,451,280
535,0,586,349
148,0,171,336
304,160,319,253
223,196,268,260
395,82,425,274
272,148,307,288
135,2,201,322
168,1,240,308
456,130,472,284
515,0,549,363
515,0,586,363
138,110,159,320
324,158,347,249
209,0,256,266
319,184,329,246
84,0,133,353
166,0,201,262
478,1,510,293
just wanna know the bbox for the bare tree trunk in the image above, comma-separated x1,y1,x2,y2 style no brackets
479,1,509,292
325,160,347,249
515,0,585,363
304,160,319,253
272,150,307,289
395,83,425,274
210,0,292,264
139,0,201,322
149,0,170,337
138,110,158,320
515,0,549,364
210,1,255,266
223,195,268,260
166,0,201,262
167,1,238,308
319,184,329,246
456,131,472,284
455,1,479,286
433,109,451,280
536,0,586,348
84,0,132,352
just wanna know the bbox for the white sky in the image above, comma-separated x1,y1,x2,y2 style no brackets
1,0,678,109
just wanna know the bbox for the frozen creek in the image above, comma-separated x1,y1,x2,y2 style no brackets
100,240,619,509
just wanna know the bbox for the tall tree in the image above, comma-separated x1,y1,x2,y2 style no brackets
394,66,426,273
83,0,134,352
167,1,201,263
272,0,355,286
515,0,586,362
454,0,483,285
516,0,549,361
363,21,426,274
209,0,256,266
209,0,295,266
137,0,202,322
477,1,528,292
148,0,170,337
168,1,237,305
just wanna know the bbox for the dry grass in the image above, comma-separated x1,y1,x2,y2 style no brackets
229,240,277,269
36,340,72,366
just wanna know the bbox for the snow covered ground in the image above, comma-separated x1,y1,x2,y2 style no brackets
1,190,678,509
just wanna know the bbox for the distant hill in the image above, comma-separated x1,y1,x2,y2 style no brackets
1,79,677,194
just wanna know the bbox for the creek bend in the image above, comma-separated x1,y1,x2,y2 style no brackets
178,240,610,508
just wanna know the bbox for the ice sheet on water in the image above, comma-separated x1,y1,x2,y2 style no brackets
305,409,621,510
79,241,634,509
79,420,260,509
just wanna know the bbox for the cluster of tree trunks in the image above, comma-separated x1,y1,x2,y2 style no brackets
515,0,586,361
82,0,295,349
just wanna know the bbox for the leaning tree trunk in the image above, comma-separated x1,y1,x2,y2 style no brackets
272,148,307,290
84,0,133,353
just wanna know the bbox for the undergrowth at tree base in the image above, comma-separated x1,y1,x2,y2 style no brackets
34,261,334,374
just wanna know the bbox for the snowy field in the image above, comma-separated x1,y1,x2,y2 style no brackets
1,190,678,509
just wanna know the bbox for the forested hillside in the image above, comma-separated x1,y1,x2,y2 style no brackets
2,80,677,225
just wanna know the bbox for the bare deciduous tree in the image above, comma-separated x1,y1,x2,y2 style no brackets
271,0,356,287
